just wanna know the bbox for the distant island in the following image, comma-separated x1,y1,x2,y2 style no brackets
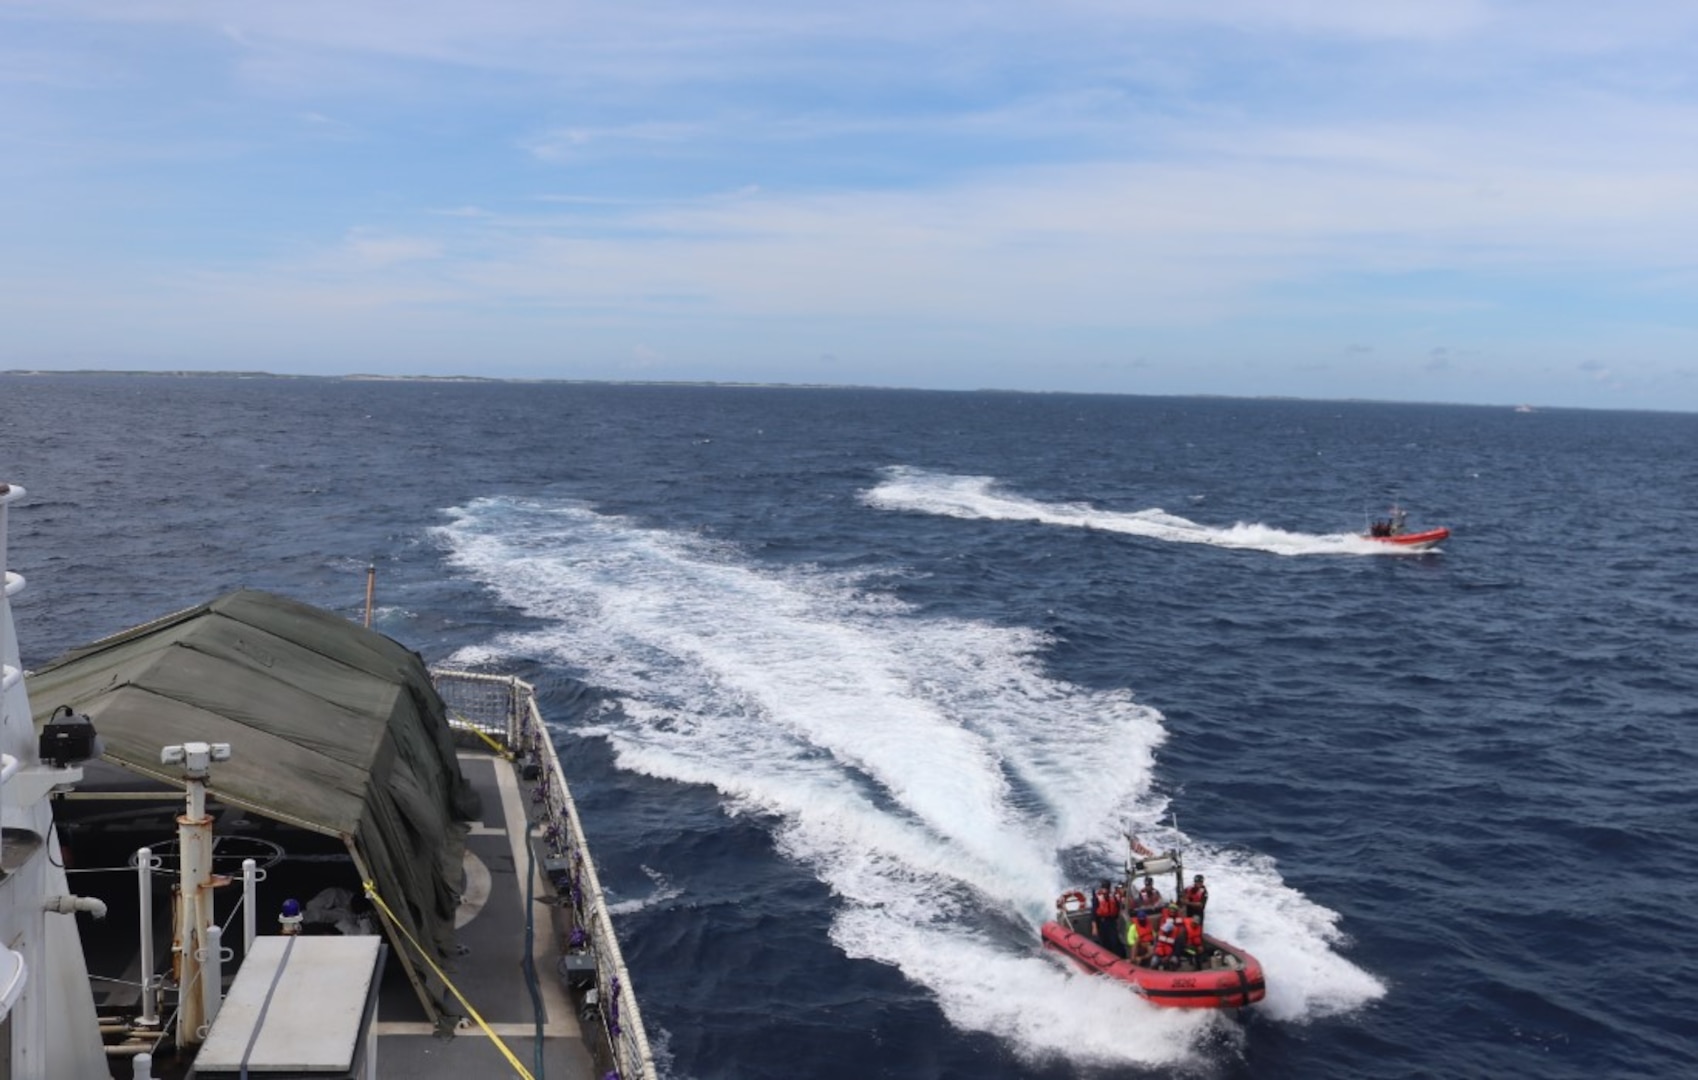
0,369,1577,412
2,369,499,383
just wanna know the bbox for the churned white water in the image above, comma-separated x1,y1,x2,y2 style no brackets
438,494,1384,1069
863,466,1419,557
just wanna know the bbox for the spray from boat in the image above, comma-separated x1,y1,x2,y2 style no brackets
436,495,1386,1067
863,466,1447,555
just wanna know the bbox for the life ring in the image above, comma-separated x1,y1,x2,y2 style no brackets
1058,890,1087,914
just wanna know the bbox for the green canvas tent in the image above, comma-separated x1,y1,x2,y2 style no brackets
26,589,480,1023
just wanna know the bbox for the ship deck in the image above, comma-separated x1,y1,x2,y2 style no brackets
76,737,628,1079
368,746,603,1080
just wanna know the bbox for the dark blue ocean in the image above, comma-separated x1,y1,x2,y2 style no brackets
4,374,1696,1079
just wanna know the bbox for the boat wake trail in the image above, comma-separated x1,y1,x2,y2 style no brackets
437,496,1384,1068
863,467,1397,557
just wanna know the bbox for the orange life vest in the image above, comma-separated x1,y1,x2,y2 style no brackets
1094,892,1119,918
1182,916,1203,948
1154,919,1177,956
1184,884,1208,906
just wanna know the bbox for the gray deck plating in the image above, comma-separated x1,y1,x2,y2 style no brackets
369,750,598,1080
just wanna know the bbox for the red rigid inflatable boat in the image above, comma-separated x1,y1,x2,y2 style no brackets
1041,845,1265,1009
1366,526,1450,551
1363,507,1449,551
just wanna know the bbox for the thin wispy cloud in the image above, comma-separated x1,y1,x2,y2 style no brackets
2,0,1696,407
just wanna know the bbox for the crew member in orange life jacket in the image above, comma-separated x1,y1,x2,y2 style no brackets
1135,875,1163,913
1179,910,1205,968
1092,883,1125,958
1153,907,1179,970
1125,912,1153,967
1183,874,1209,923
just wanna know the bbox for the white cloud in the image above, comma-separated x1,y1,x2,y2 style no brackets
6,0,1698,405
335,230,444,270
521,122,707,163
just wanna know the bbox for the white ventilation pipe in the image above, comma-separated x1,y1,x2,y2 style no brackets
138,846,158,1026
44,895,109,918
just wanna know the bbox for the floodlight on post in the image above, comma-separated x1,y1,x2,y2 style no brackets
159,741,234,1050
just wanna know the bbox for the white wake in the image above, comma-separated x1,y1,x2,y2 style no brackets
436,496,1384,1068
863,466,1420,557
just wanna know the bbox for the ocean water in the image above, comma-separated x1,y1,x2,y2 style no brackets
3,374,1695,1079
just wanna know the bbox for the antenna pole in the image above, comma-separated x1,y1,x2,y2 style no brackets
363,564,376,628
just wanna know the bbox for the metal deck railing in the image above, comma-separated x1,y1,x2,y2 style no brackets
435,669,657,1080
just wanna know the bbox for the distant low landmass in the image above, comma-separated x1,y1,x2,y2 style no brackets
1,368,1577,411
2,369,499,382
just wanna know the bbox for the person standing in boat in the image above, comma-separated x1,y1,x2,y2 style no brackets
1092,883,1125,957
1135,875,1163,914
1183,874,1209,925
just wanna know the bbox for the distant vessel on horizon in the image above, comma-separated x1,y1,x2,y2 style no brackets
1514,404,1536,413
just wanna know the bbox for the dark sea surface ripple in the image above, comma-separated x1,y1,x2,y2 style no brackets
4,373,1696,1079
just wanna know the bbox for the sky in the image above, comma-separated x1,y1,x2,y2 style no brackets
3,1,1698,410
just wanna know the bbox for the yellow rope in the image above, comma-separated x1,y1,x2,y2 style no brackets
455,716,516,761
361,880,536,1080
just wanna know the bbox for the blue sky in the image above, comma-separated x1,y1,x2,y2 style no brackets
4,1,1697,410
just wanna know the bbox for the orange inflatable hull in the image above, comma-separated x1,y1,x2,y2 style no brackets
1040,920,1265,1009
1365,526,1450,551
